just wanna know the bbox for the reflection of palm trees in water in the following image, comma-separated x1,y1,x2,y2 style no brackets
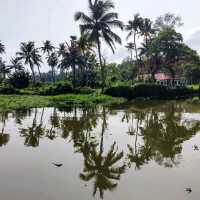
46,108,60,140
80,108,125,199
125,103,200,169
20,108,45,147
0,112,10,146
123,111,150,170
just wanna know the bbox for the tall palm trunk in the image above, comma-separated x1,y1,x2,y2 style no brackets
72,64,76,88
51,67,55,83
30,64,36,85
134,33,139,73
37,65,42,82
97,38,105,91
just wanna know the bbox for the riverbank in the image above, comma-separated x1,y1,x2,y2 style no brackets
0,94,126,111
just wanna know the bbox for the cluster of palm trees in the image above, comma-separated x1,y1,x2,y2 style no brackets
0,36,97,87
0,0,189,88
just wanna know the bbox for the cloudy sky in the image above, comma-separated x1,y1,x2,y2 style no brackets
0,0,200,71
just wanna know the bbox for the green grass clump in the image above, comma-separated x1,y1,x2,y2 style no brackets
0,93,126,111
187,96,200,104
49,93,126,106
0,95,49,111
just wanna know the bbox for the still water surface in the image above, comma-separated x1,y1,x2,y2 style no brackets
0,101,200,200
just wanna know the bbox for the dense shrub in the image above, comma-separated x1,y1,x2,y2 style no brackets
75,87,96,94
132,83,167,98
0,84,19,94
105,86,135,100
105,83,196,100
38,82,73,96
8,71,30,89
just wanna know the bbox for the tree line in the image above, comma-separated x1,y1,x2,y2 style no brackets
0,0,200,89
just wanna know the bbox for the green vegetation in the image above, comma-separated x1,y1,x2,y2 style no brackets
105,83,198,100
0,94,126,111
0,2,200,109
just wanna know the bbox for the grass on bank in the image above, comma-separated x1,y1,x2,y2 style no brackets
0,94,126,112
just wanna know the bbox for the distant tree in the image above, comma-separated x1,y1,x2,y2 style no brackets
47,52,58,82
77,33,96,85
9,57,24,72
140,29,199,78
57,43,67,57
17,42,42,85
75,0,124,89
0,58,10,81
140,18,156,44
41,40,55,56
154,13,183,30
126,14,143,63
0,41,5,54
59,36,84,88
125,42,135,61
41,40,56,82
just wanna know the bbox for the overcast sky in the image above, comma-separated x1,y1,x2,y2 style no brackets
1,0,200,71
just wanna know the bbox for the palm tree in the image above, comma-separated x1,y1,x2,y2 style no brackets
47,52,58,82
9,57,24,72
59,37,84,88
140,18,155,44
74,0,124,89
0,58,10,81
77,33,96,85
41,40,56,81
126,14,143,63
78,33,95,57
17,42,42,85
57,43,67,58
0,41,5,55
41,40,55,56
125,42,135,61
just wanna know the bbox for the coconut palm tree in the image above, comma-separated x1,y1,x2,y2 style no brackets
0,58,10,81
140,18,156,44
126,14,143,63
47,52,58,82
41,40,55,56
9,57,24,72
125,42,135,61
41,40,56,81
17,42,42,85
59,37,84,88
0,41,5,55
77,33,96,85
74,0,124,89
57,43,67,57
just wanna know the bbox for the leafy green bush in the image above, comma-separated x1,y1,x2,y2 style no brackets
0,84,19,94
38,82,73,96
105,86,135,100
132,83,167,98
8,71,30,89
75,87,96,94
105,83,196,100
